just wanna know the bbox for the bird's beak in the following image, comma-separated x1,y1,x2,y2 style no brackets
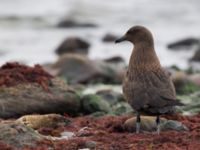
115,35,127,43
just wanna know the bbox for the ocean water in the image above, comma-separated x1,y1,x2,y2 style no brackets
0,0,200,69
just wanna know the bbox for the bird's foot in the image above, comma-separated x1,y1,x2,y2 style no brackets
136,122,140,134
157,124,160,135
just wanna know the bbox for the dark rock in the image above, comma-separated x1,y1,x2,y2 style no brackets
53,54,106,84
57,19,97,28
0,78,81,119
190,46,200,62
84,141,97,149
96,89,125,106
55,37,90,56
0,121,44,148
90,111,107,117
52,54,125,84
167,37,199,50
104,56,125,64
102,33,119,42
81,94,110,114
161,120,189,131
112,102,134,116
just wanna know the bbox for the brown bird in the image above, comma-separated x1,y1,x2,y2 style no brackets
115,26,184,134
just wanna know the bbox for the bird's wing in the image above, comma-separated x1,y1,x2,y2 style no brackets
144,68,182,108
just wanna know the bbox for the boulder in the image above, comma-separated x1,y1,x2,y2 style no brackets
124,116,188,133
55,37,90,56
57,19,97,28
102,33,119,42
167,37,199,50
0,78,81,118
112,102,134,116
81,94,110,114
190,45,200,62
0,121,44,148
16,114,70,129
52,54,125,84
103,56,125,64
53,54,105,84
96,89,125,106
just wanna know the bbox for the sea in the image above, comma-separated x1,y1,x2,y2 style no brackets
0,0,200,69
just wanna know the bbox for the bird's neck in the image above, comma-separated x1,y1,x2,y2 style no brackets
128,43,161,71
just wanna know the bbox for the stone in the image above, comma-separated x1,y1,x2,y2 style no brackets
84,141,97,149
53,54,105,84
96,89,125,106
0,121,44,148
190,45,200,62
171,71,198,95
57,19,97,28
16,114,70,129
167,37,199,50
112,102,134,116
81,94,110,114
124,116,188,132
55,37,90,56
161,120,189,131
0,78,81,119
102,33,119,42
52,54,125,84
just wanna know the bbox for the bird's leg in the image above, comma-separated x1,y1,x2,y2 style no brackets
136,112,141,134
156,115,160,135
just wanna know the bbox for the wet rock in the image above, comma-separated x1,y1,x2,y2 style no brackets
52,54,125,84
167,37,199,50
0,78,81,119
96,59,125,84
112,102,134,116
102,33,119,42
190,45,200,62
16,114,70,129
84,141,97,149
178,93,200,115
90,111,107,117
53,54,105,84
96,89,125,106
57,19,97,28
0,121,44,148
55,37,90,56
81,94,110,114
124,116,188,132
161,120,189,131
104,56,125,64
171,71,198,95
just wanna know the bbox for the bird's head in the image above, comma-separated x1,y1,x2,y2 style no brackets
115,26,154,46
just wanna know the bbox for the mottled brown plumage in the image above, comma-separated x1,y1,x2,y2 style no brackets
115,26,183,134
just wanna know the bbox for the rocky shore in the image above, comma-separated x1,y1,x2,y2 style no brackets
0,53,199,149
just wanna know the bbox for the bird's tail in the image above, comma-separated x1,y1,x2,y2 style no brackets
171,99,185,106
161,96,185,106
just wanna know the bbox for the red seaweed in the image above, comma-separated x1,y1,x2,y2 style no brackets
0,62,53,90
